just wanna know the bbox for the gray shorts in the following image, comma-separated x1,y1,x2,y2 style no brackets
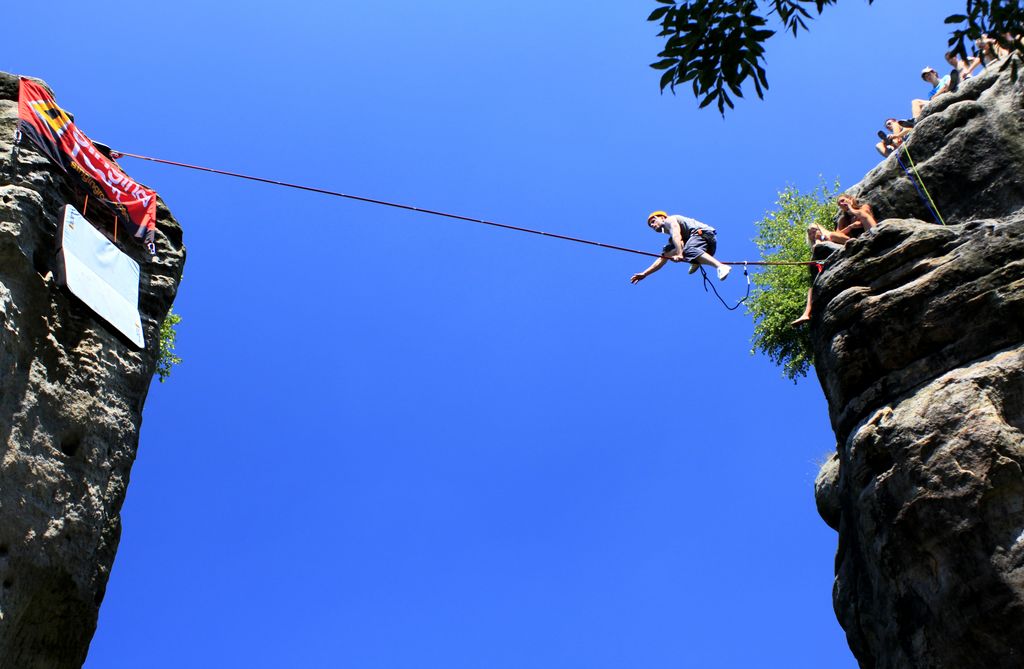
664,231,717,262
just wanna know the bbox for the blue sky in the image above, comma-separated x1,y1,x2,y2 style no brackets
4,2,965,667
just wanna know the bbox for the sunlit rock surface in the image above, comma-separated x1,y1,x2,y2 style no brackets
0,71,184,669
812,60,1024,668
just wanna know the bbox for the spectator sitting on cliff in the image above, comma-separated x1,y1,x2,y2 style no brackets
1002,33,1024,53
791,195,874,327
804,194,874,248
630,210,731,284
976,34,1008,66
836,194,877,234
911,67,952,118
945,50,980,84
875,118,914,157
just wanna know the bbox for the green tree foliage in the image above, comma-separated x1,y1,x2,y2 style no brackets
156,308,182,383
746,180,840,381
648,0,1024,114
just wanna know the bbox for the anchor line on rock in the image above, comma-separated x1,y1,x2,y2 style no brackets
897,145,946,226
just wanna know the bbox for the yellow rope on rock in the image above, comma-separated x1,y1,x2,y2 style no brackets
901,145,946,225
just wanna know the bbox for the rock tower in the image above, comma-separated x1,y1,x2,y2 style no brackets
0,72,185,669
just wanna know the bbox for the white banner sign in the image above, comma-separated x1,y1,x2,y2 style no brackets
57,205,144,348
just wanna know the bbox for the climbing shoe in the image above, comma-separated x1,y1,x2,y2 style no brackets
688,263,700,274
717,265,731,281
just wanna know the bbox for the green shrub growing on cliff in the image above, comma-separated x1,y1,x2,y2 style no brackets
157,308,182,383
747,181,841,381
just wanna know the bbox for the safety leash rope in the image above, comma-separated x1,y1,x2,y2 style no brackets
112,149,822,271
698,262,751,311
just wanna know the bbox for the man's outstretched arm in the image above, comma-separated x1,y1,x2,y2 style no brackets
631,257,668,283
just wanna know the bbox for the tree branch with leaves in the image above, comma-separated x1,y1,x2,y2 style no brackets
649,0,1023,114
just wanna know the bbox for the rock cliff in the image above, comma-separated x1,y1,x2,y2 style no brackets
0,72,184,668
0,56,1019,669
813,61,1024,667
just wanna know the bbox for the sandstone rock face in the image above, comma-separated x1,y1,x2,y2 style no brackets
812,61,1024,668
0,72,184,668
854,59,1024,226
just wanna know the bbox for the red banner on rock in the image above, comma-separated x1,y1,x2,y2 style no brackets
17,77,157,240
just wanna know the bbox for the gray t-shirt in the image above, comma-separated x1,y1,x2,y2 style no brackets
661,215,715,252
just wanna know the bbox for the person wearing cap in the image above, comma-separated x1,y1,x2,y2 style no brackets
630,211,731,284
911,67,952,118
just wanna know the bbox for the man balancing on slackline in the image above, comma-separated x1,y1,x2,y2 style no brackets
630,211,731,284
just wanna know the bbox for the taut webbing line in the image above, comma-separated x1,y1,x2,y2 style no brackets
113,150,668,259
112,150,819,267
